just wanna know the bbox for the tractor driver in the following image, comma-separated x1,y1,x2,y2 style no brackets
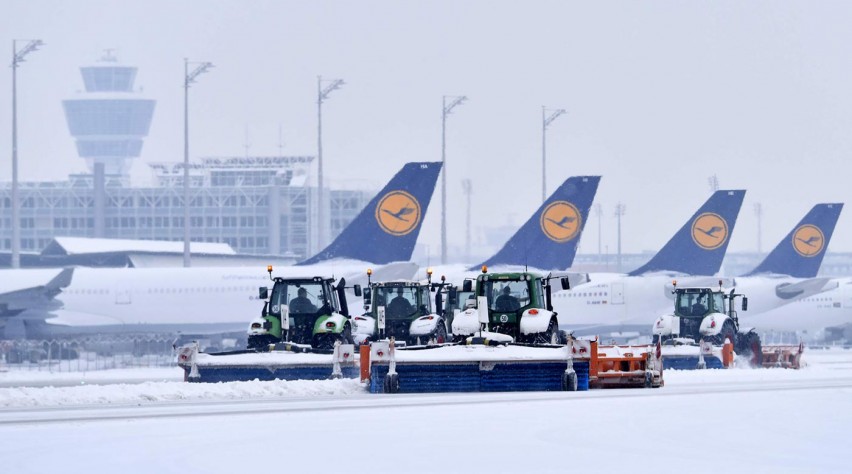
691,294,707,316
387,287,414,318
495,286,520,312
289,287,317,314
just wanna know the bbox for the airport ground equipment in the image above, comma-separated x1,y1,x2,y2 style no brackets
247,266,362,350
451,267,571,344
363,337,584,393
569,338,664,388
652,281,763,368
352,269,456,346
761,342,804,369
177,340,358,382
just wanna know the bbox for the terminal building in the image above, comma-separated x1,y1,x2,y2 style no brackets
0,53,371,264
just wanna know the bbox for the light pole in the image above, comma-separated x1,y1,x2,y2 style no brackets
317,76,345,252
441,95,467,265
614,203,626,272
10,39,44,269
594,203,603,265
183,58,214,268
462,179,472,263
754,202,763,254
541,106,566,202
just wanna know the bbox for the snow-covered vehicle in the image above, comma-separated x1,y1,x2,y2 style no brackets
352,270,454,345
652,282,762,365
248,268,361,350
452,268,570,344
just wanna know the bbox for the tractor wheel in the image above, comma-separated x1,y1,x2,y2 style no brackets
562,371,578,391
340,323,354,345
708,320,736,347
431,321,448,345
534,319,559,345
736,331,763,367
383,373,400,393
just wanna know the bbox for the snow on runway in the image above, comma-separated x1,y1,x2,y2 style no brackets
0,348,850,473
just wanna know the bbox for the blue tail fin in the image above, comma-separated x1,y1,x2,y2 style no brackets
299,162,442,265
629,190,746,276
744,203,843,278
474,176,601,271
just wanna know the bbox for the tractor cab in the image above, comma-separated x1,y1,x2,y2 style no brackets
248,267,360,350
673,288,726,319
452,268,570,344
352,269,451,345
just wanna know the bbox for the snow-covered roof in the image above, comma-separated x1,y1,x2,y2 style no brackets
43,237,236,256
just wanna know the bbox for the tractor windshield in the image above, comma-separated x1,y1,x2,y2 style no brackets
482,279,531,312
269,281,327,316
674,289,717,318
377,286,420,319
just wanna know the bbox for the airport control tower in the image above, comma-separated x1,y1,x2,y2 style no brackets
62,51,156,236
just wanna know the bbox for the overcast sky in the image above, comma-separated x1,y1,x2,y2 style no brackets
2,1,851,257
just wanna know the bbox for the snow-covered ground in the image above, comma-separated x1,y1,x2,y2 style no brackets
0,348,849,473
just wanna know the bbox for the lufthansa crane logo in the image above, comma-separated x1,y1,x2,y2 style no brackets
375,190,421,236
792,224,824,257
691,213,728,250
540,201,581,243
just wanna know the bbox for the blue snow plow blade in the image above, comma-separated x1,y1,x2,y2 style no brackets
662,356,724,370
369,361,591,393
743,203,843,278
629,189,745,276
475,176,601,271
300,162,442,265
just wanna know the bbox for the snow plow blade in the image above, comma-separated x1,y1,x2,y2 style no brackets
761,343,804,369
176,342,358,383
364,339,588,393
571,339,664,388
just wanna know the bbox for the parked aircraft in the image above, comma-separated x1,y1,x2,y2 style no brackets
556,201,843,337
0,162,441,339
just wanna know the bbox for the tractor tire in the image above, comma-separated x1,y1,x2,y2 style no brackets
708,320,736,347
562,371,578,391
431,321,448,345
340,323,354,345
736,331,763,367
383,373,400,393
534,319,559,345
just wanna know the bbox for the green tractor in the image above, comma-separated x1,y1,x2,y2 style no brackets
248,267,362,350
451,268,570,344
352,269,456,345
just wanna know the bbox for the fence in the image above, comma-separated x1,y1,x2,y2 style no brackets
0,336,176,373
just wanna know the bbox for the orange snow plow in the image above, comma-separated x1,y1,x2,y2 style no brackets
760,343,804,369
570,338,664,389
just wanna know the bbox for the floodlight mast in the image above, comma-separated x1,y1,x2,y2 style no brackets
183,59,214,267
441,95,467,265
317,76,345,251
541,106,566,203
10,39,44,269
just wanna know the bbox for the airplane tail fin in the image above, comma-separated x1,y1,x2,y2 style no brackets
299,162,442,265
474,176,601,271
629,190,746,276
744,203,843,278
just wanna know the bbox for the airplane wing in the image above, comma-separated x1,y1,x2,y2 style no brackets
0,268,73,317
